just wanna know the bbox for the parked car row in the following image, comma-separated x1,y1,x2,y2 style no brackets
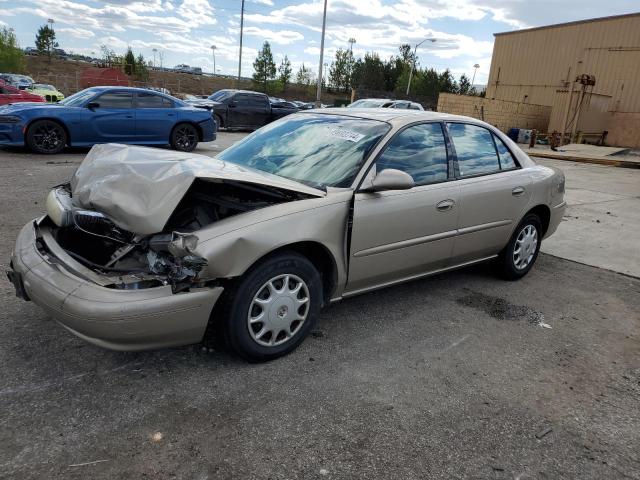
0,80,46,106
0,73,36,90
348,98,425,110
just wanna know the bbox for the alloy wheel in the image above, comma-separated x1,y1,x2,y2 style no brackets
247,274,310,347
175,126,196,150
32,123,64,153
513,224,538,270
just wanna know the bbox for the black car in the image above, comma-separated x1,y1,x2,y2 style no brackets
207,90,298,130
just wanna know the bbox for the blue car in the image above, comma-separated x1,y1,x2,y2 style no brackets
0,86,217,154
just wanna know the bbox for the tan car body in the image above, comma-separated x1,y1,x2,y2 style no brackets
9,110,566,350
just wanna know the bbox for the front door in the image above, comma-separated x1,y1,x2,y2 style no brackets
345,122,460,295
84,90,136,143
446,122,532,264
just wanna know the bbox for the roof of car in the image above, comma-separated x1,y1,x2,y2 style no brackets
306,108,474,124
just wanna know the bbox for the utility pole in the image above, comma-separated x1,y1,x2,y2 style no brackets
238,0,245,84
152,48,157,68
406,37,436,96
315,0,328,108
211,45,217,76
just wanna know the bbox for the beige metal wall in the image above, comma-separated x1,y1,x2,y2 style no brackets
486,13,640,113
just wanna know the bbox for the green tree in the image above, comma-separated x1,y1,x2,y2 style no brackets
278,55,292,92
35,25,58,61
0,27,24,72
135,53,149,81
457,73,472,95
351,52,385,90
252,41,276,93
124,47,136,75
438,69,458,94
295,63,312,85
329,48,355,92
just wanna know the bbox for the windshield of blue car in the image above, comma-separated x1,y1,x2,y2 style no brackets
217,114,390,189
58,89,100,106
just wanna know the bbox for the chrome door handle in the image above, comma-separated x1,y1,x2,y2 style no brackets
436,199,455,211
512,186,525,196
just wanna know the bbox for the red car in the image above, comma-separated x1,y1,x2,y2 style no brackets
0,79,46,106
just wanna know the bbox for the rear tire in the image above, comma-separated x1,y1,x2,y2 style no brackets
495,213,542,280
221,252,322,362
26,120,67,154
214,114,223,130
170,123,198,152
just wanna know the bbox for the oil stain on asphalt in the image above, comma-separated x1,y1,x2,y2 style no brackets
457,290,547,326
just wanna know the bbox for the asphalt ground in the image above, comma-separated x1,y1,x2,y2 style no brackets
1,139,639,479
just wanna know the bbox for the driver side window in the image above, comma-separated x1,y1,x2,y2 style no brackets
376,122,448,186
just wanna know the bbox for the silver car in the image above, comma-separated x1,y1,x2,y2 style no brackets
8,110,566,361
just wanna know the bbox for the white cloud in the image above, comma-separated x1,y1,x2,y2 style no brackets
58,27,95,38
242,26,304,45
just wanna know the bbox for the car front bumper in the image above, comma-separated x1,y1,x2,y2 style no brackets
0,121,25,146
8,218,223,351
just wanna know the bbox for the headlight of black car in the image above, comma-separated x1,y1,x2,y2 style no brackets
0,115,22,123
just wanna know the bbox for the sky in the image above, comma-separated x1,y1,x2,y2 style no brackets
0,0,637,85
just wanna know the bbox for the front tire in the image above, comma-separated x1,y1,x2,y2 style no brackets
222,252,322,362
496,213,542,280
170,123,198,152
26,120,67,154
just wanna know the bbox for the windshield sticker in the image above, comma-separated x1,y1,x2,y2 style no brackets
327,127,365,142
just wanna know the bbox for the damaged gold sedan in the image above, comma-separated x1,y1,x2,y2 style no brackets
7,110,566,361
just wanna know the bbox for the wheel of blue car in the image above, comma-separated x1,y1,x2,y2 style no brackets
26,120,67,154
171,123,198,152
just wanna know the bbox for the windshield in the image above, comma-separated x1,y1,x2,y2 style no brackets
217,113,390,188
208,90,234,102
58,88,99,107
348,99,388,108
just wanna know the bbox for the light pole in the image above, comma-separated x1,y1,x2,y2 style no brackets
471,63,480,86
238,0,245,84
315,0,328,107
348,37,356,53
406,37,436,96
211,45,217,76
152,48,157,68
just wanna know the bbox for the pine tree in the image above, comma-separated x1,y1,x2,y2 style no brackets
124,47,136,75
278,55,292,92
252,41,276,93
35,25,58,61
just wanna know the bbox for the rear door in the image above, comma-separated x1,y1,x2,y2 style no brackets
134,92,177,142
346,122,460,294
84,91,136,143
229,94,269,128
447,122,531,264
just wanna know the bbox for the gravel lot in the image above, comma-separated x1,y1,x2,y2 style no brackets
1,139,639,480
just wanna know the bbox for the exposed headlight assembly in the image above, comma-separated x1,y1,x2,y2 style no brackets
45,187,74,227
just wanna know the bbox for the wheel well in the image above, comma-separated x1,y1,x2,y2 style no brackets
526,205,551,235
26,118,71,146
214,113,224,128
173,121,203,141
257,242,338,305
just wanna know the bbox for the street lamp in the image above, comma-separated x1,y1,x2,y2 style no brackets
471,63,480,86
406,37,436,96
315,0,328,108
211,45,217,76
348,37,356,53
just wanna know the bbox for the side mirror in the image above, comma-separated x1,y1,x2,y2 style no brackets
86,102,99,110
368,168,415,192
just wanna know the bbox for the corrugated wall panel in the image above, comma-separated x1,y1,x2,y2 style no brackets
486,13,640,112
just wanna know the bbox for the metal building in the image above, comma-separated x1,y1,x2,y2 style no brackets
485,12,640,147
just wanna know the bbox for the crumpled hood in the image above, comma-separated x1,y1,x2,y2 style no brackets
70,143,325,235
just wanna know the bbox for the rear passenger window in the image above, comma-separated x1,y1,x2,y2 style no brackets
376,123,448,185
448,123,500,177
137,92,171,108
493,135,518,170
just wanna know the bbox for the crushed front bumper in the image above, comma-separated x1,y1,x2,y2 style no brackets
8,218,223,351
